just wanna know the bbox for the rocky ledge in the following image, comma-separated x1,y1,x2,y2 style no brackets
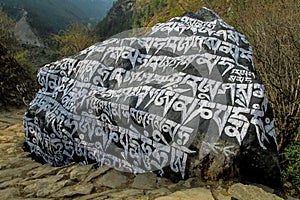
0,108,288,200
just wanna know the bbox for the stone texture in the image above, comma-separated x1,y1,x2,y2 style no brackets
215,193,232,200
70,165,93,182
0,187,21,199
228,183,284,200
0,163,40,179
74,193,104,200
155,187,215,200
84,166,111,182
94,170,128,188
28,165,63,179
50,183,94,198
146,188,172,198
93,189,119,199
132,173,157,189
0,177,12,184
0,178,22,189
108,189,144,199
23,175,63,193
156,177,173,188
36,180,75,197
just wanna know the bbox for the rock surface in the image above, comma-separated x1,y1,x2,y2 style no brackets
14,11,44,47
23,7,281,190
0,109,288,200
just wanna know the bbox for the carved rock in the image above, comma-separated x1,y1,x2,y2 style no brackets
23,8,282,189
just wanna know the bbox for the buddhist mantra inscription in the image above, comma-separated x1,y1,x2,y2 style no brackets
23,8,278,179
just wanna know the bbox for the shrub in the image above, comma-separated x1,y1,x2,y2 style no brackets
51,23,97,57
234,0,300,150
282,141,300,197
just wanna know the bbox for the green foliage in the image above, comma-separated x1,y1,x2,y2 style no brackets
282,142,300,197
0,7,17,50
151,0,164,13
133,0,210,27
13,49,39,79
51,23,97,57
95,0,134,39
69,0,115,24
0,6,36,77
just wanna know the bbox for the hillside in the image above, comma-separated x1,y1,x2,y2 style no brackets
0,0,83,38
14,10,44,47
0,43,35,107
0,0,115,38
95,0,135,39
71,0,115,24
95,0,217,38
94,0,232,39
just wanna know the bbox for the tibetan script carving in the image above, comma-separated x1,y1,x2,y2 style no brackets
23,8,279,180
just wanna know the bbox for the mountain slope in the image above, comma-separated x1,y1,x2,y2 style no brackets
95,0,135,39
94,0,214,39
0,0,115,38
0,0,83,38
94,0,244,39
14,11,44,47
71,0,115,24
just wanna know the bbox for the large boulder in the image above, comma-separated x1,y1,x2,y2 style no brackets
23,8,282,189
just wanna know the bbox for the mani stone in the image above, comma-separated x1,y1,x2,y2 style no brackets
23,7,282,190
